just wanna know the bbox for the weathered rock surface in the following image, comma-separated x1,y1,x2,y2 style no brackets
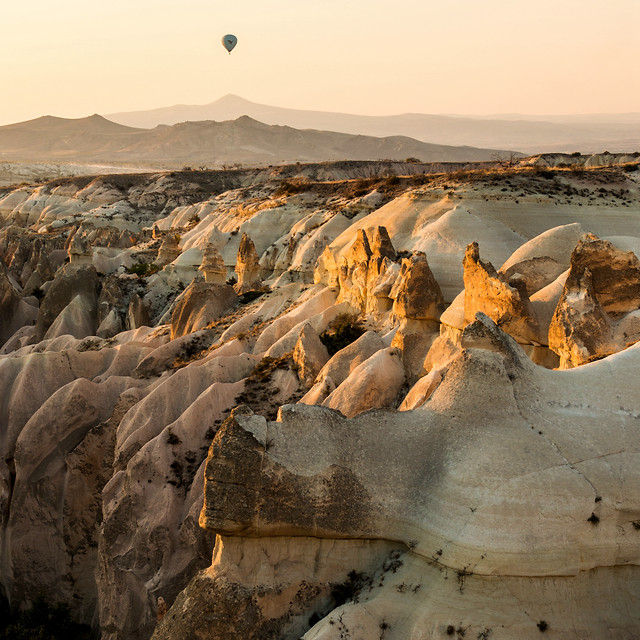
2,162,640,639
301,330,385,405
463,241,541,344
160,315,640,640
390,251,444,321
170,281,238,340
292,323,330,388
34,263,99,341
549,234,640,368
199,243,227,284
234,233,264,294
322,347,405,417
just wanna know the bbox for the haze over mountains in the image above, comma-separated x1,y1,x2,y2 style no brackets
0,113,516,167
106,94,640,154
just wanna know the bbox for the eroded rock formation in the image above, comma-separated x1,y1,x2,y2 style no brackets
0,162,639,639
155,315,640,640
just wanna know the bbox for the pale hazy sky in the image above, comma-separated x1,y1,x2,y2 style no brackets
1,0,638,125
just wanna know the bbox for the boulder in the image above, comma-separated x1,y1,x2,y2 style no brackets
498,222,584,296
127,292,151,330
199,244,227,284
549,234,640,368
463,242,541,345
34,263,99,341
390,252,444,321
322,347,405,417
292,323,330,388
234,233,264,294
170,281,238,340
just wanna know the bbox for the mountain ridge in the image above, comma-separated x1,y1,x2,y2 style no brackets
0,113,519,166
105,94,640,153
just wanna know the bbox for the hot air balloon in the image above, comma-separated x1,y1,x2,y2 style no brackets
222,34,237,54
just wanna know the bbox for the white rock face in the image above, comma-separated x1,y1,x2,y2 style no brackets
322,347,405,417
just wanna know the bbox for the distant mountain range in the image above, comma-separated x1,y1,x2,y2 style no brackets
0,113,518,166
107,95,640,154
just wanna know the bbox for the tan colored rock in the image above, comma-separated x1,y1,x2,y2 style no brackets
43,293,96,340
127,292,150,330
549,267,614,368
566,233,640,314
199,244,227,284
322,347,405,417
292,323,330,387
305,330,385,402
390,251,444,321
156,233,181,267
0,261,24,346
7,377,141,624
390,318,440,383
234,233,264,294
398,367,443,410
34,263,99,341
463,241,541,344
335,226,398,313
549,234,640,368
68,230,92,265
498,222,584,296
170,281,238,340
96,308,123,339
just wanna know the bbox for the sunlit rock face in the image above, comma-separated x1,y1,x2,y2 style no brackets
549,233,640,368
154,316,640,640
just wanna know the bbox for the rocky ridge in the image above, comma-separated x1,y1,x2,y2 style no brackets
0,157,639,639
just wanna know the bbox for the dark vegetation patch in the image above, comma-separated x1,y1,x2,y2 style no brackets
125,262,159,277
330,570,369,607
239,290,267,304
319,313,365,355
587,513,600,525
234,354,304,420
0,594,91,640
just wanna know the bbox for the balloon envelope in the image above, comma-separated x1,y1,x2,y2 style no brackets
222,34,237,53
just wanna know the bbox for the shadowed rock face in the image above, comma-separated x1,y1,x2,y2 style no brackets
0,262,21,344
154,315,640,640
170,281,238,340
34,263,99,341
200,406,372,538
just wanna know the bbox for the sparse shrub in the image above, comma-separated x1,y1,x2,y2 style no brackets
0,594,91,640
319,314,365,355
537,620,549,632
330,570,367,607
274,178,311,198
226,275,237,286
125,262,159,277
166,430,182,446
404,157,421,163
188,213,200,226
239,290,266,304
587,512,600,525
